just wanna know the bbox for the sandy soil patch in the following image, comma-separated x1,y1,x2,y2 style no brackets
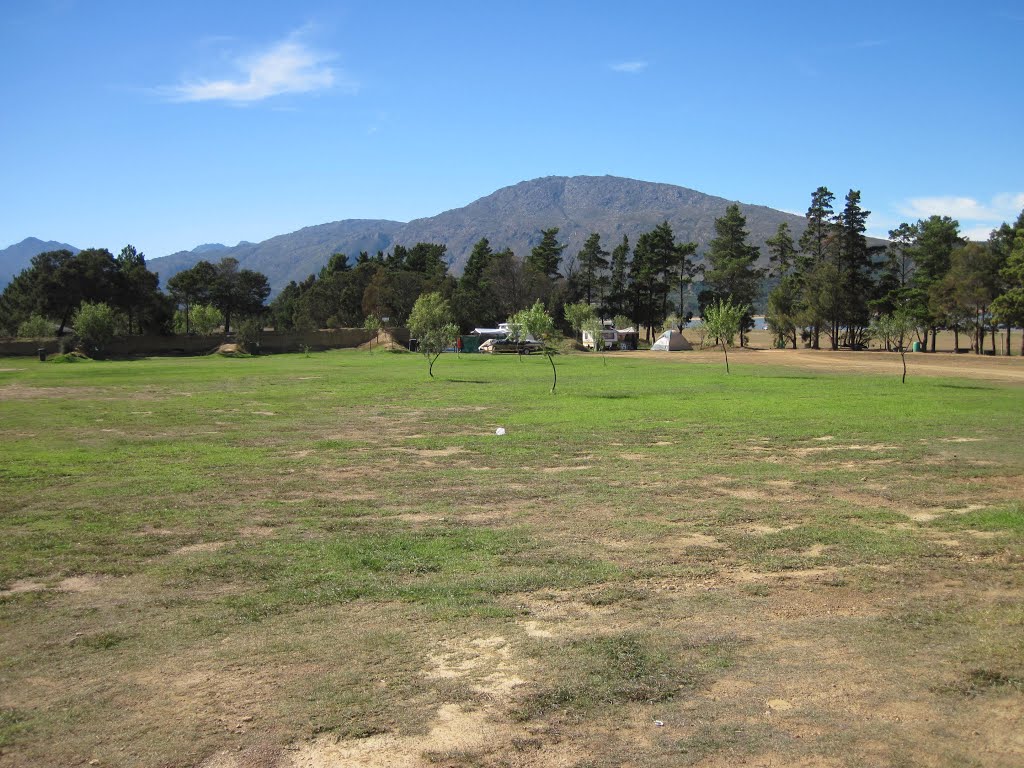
58,575,111,592
0,578,47,596
173,542,227,556
390,446,466,458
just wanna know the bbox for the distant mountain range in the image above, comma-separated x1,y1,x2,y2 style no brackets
2,176,834,294
0,238,80,288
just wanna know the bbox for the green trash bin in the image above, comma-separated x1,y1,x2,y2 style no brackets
911,341,922,352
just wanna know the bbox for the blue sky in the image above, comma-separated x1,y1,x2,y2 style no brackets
2,0,1022,257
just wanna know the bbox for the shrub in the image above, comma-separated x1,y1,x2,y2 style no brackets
175,304,223,335
73,302,117,355
16,315,53,339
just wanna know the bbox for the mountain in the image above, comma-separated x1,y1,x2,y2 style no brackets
148,221,403,288
392,175,811,275
147,176,816,294
13,177,850,295
0,237,80,288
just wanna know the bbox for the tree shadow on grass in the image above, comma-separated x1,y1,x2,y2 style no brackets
934,383,993,391
446,379,492,385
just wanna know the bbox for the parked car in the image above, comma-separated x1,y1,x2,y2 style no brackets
479,337,543,354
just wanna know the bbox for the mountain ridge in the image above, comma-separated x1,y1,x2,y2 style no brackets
3,176,836,294
0,238,80,288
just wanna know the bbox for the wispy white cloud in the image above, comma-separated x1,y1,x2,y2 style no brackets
962,225,1000,242
610,61,649,73
164,33,351,104
899,193,1024,223
851,39,886,48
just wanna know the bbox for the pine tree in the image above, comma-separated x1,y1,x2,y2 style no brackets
606,235,631,319
577,233,609,305
796,187,835,349
700,205,764,346
527,228,566,279
831,190,874,348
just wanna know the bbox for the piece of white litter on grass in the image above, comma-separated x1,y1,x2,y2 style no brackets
495,427,506,436
654,720,665,727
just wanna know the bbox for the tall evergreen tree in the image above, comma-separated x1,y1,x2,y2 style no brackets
631,222,680,340
797,187,836,348
577,233,609,305
831,190,874,348
798,187,836,270
605,235,631,319
527,227,566,279
910,215,965,351
765,222,797,279
700,205,764,346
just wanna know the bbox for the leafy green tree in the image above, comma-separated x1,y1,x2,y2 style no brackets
941,243,1002,354
512,300,559,393
167,261,217,334
407,292,458,378
910,216,965,351
190,304,223,335
17,314,53,338
990,211,1024,355
362,314,382,350
563,300,596,341
801,259,843,349
582,316,609,363
209,258,271,334
766,275,801,349
702,297,747,373
870,309,917,383
527,228,566,279
361,269,425,326
700,205,764,346
73,301,117,356
114,245,160,335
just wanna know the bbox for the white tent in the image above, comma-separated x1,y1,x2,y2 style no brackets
650,329,692,351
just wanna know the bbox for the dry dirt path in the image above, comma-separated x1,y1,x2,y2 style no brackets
617,347,1024,383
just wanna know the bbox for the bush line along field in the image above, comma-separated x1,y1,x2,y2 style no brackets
0,350,1022,767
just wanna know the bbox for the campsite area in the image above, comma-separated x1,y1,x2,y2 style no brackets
1,348,1022,767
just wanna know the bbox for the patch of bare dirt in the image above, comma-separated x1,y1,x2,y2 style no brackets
57,575,110,593
0,384,105,400
173,542,227,556
0,578,47,596
390,446,466,458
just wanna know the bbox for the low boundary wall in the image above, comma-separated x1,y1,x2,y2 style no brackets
0,328,411,357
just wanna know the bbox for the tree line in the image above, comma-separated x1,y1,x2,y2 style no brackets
765,188,1024,355
2,190,1022,355
0,249,270,342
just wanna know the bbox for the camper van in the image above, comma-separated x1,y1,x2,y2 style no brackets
472,322,543,354
582,320,619,351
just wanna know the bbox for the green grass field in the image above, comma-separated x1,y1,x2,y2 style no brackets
1,350,1022,767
